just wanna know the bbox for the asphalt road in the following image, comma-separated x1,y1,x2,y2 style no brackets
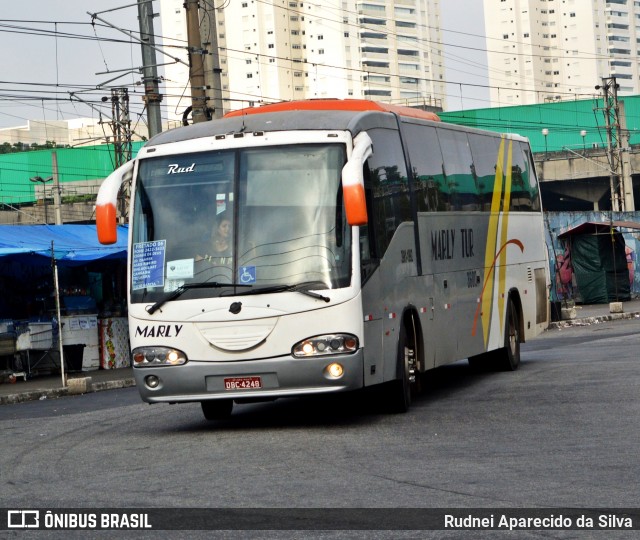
1,319,639,538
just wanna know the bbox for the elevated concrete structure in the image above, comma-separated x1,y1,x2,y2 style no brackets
533,146,639,211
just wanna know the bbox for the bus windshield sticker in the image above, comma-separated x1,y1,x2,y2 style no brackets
132,240,166,290
163,279,185,293
238,266,257,284
216,193,227,215
166,259,194,280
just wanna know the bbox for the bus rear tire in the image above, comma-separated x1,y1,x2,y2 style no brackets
201,399,233,420
468,297,521,372
496,297,521,371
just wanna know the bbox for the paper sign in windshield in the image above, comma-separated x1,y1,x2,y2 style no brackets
166,259,194,280
132,240,166,290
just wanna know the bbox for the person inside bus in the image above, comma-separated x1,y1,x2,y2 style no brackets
196,212,232,264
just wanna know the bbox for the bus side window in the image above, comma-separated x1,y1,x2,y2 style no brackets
402,122,445,212
521,142,541,211
359,164,379,283
505,140,540,211
364,128,411,257
468,133,502,211
437,128,479,211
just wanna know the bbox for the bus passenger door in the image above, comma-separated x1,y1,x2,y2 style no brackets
360,221,385,387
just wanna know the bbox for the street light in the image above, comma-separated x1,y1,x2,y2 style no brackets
30,175,53,224
580,130,587,152
542,128,549,158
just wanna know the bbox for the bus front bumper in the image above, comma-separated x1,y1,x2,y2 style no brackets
133,350,364,403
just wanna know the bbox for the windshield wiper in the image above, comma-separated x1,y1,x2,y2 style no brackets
146,282,252,314
234,283,331,303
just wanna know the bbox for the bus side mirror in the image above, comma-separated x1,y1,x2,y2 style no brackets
96,161,134,244
341,132,372,226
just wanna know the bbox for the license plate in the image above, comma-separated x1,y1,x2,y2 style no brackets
224,376,262,390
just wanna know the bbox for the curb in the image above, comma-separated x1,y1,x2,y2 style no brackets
548,311,640,330
0,378,136,406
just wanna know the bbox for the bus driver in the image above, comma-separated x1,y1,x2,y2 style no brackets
197,213,232,263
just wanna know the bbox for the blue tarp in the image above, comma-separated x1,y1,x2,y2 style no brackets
0,225,128,265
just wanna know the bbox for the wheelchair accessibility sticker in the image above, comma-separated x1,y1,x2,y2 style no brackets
238,266,256,284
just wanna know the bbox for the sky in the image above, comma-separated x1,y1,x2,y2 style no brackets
441,0,490,111
0,1,154,130
0,0,490,131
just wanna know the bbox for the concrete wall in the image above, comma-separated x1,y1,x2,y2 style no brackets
0,202,95,225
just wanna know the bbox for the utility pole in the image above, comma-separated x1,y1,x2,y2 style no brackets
51,152,63,225
596,77,630,211
109,88,133,222
109,88,133,169
619,101,635,211
199,1,224,118
137,0,163,137
185,0,211,123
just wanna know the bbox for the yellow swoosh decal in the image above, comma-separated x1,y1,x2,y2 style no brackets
498,139,513,332
473,239,524,337
480,137,505,345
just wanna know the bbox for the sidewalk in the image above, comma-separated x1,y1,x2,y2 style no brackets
548,297,640,329
1,299,639,406
0,367,135,406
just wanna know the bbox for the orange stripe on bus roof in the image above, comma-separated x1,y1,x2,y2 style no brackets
224,99,440,122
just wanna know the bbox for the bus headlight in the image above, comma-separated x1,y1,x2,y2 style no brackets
132,346,188,367
292,334,358,357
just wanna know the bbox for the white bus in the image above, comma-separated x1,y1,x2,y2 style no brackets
96,99,549,420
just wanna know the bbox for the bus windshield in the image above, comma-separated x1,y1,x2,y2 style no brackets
130,143,351,303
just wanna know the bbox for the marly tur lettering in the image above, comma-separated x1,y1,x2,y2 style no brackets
431,229,455,260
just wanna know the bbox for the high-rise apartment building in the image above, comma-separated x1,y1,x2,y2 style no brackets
484,0,640,106
159,0,446,121
158,0,193,127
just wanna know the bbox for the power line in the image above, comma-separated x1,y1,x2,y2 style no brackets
0,7,636,131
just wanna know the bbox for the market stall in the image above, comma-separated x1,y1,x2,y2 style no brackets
0,224,129,382
557,221,634,304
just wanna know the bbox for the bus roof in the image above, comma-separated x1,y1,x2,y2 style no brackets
224,99,440,122
145,102,439,148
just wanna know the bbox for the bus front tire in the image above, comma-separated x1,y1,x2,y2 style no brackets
385,326,417,413
201,399,233,420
